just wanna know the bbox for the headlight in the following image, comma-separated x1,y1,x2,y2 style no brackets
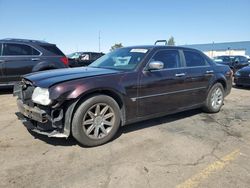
32,87,51,106
235,71,241,76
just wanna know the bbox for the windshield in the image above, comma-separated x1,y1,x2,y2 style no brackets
214,56,234,63
89,47,149,70
67,52,81,59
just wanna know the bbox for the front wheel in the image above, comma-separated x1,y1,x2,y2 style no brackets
72,95,121,147
203,83,224,113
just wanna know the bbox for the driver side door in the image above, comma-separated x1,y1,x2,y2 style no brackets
138,49,188,117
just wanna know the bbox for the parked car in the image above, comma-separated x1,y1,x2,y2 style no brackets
213,55,249,72
246,55,250,63
234,65,250,87
0,38,69,86
67,52,104,67
14,46,233,146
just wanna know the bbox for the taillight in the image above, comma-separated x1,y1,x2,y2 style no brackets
60,57,69,66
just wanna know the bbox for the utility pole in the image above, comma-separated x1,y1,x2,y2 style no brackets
98,31,101,52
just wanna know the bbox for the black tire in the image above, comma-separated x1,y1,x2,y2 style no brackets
72,95,121,147
202,83,225,113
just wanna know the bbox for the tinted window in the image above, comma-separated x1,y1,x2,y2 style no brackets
184,51,208,67
32,48,40,55
3,43,40,56
151,50,181,69
40,45,64,56
91,53,103,61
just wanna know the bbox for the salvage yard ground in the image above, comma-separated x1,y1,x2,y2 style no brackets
0,87,250,188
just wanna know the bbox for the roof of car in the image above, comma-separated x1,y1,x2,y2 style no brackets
0,38,53,45
125,45,199,51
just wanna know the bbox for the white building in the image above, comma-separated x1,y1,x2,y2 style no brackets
183,41,250,58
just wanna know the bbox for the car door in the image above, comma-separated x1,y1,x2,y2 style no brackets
1,43,41,82
138,49,189,117
181,50,214,107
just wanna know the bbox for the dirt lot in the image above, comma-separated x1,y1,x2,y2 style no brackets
0,87,250,188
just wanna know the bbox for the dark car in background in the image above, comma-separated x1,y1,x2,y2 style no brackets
67,52,104,67
14,45,232,146
213,55,249,72
234,65,250,87
0,38,69,86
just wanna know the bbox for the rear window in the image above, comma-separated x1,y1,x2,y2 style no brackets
91,53,104,61
40,45,64,56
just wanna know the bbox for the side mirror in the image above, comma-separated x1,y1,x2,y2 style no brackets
148,61,164,71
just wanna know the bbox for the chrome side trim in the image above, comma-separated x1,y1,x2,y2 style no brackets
0,83,15,86
131,86,206,102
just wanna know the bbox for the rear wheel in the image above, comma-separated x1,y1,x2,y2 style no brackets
72,95,121,146
203,83,224,113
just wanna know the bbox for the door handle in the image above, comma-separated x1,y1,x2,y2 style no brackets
175,73,186,77
205,70,214,74
31,58,40,61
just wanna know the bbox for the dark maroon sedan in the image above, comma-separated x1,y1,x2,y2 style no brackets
14,46,233,146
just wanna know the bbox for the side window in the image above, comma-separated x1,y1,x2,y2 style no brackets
184,50,208,67
39,45,64,56
151,50,181,69
3,43,40,56
32,48,40,55
234,56,240,62
80,54,90,61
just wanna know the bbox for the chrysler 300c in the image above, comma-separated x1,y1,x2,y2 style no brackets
14,46,232,146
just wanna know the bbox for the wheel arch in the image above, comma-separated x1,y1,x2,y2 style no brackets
209,73,228,92
32,61,57,72
63,88,126,137
215,78,227,91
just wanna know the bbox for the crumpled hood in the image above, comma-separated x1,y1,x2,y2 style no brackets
24,67,120,88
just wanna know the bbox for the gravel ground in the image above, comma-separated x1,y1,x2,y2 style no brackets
0,87,250,188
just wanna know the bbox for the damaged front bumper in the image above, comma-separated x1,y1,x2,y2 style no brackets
16,99,70,138
14,80,78,139
17,99,48,123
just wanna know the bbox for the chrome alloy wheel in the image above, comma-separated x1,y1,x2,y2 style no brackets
211,87,223,110
82,103,115,139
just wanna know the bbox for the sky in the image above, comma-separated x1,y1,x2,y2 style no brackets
0,0,249,54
